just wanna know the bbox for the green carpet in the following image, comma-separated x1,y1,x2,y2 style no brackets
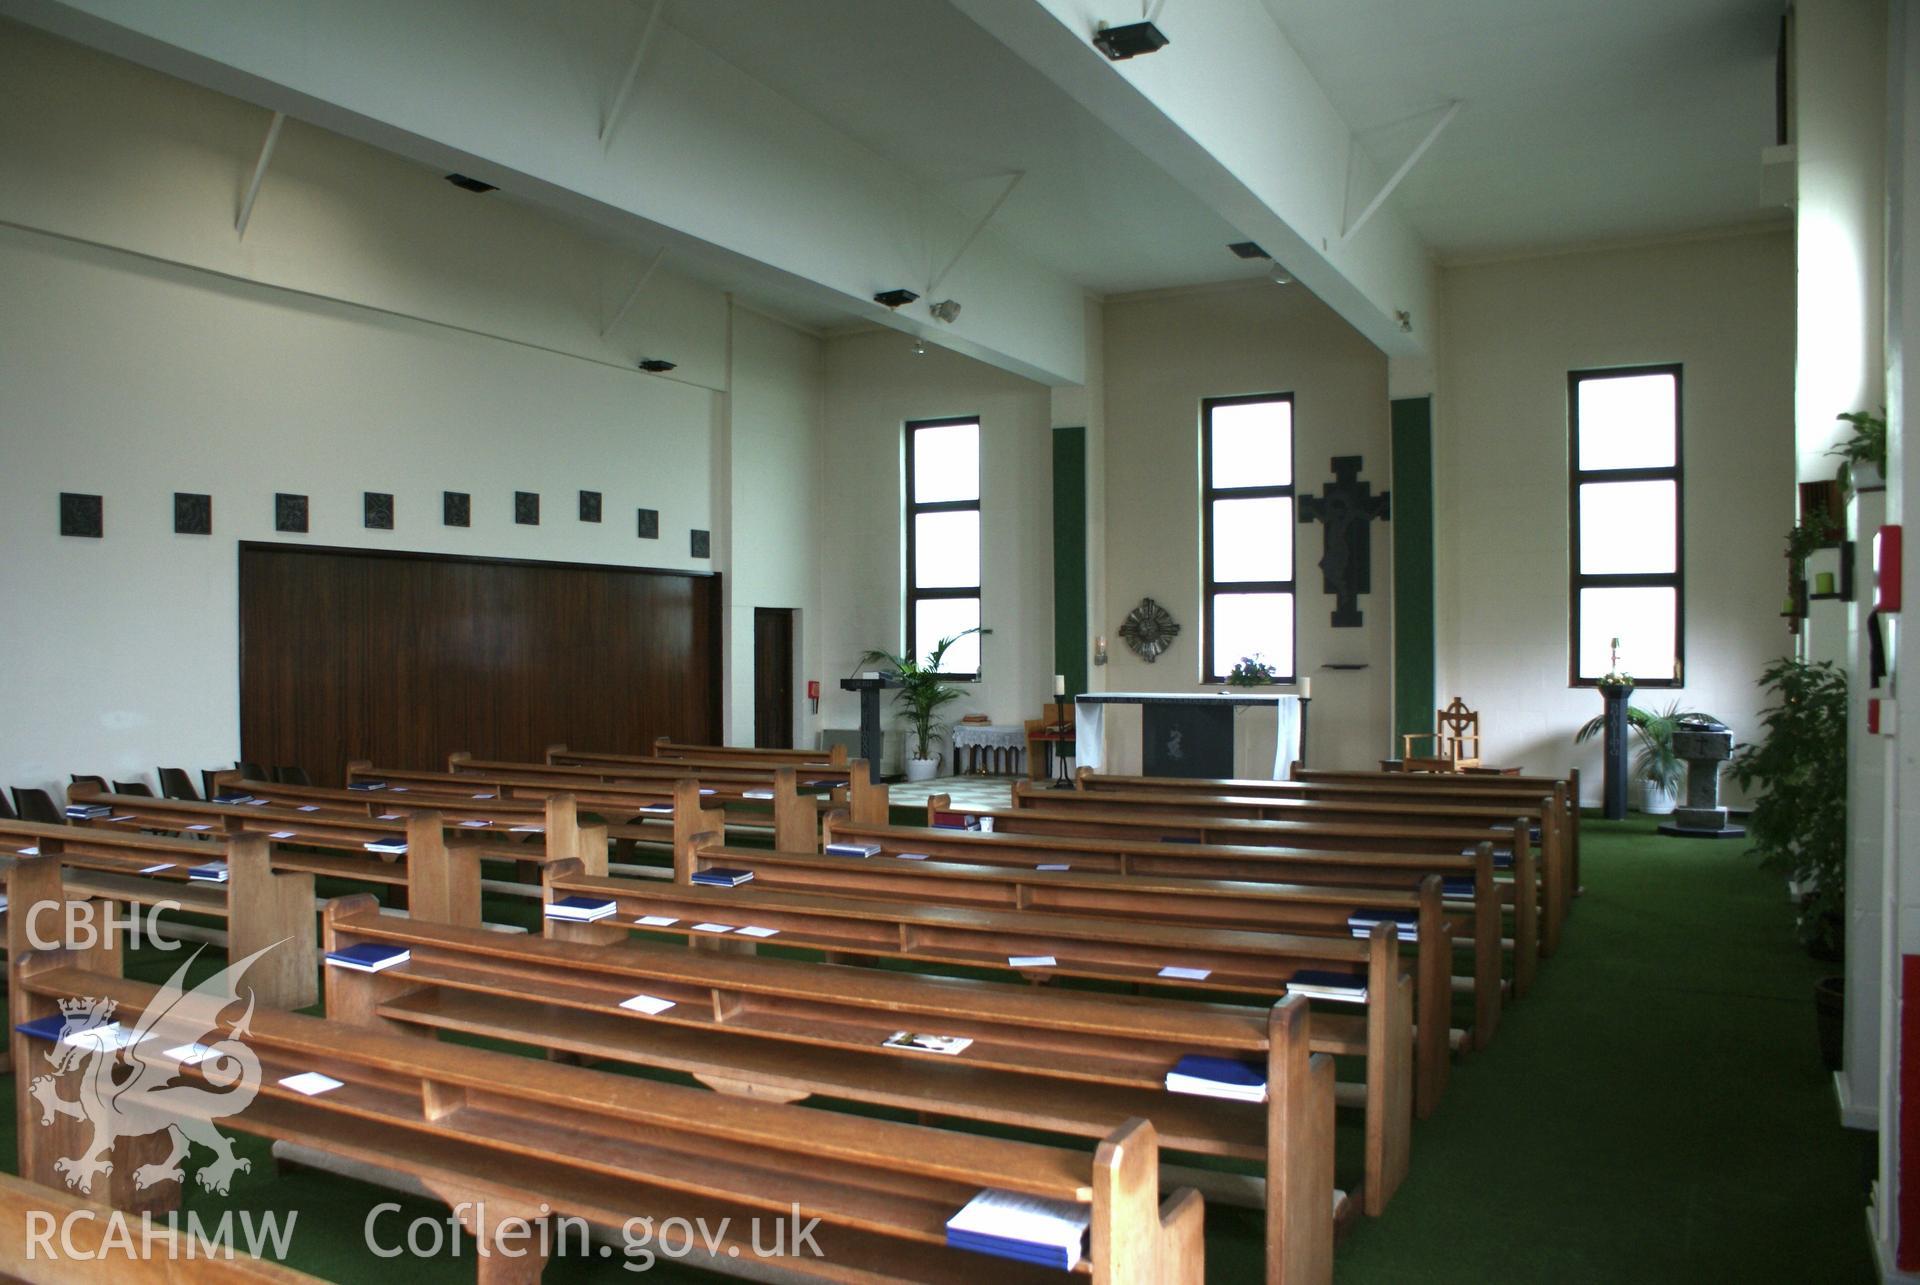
1,819,1877,1280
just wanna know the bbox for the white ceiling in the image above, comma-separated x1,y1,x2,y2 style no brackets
664,0,1262,297
1263,0,1788,259
651,0,1792,322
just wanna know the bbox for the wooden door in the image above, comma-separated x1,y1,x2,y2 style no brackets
753,608,795,749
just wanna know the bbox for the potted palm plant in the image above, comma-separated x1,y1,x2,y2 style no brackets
1574,700,1720,815
860,629,979,782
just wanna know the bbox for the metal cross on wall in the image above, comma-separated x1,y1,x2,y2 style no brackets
1298,455,1391,627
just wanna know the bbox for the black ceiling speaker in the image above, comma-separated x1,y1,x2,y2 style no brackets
873,288,920,309
638,358,676,372
1228,241,1270,260
444,173,498,193
1092,21,1168,61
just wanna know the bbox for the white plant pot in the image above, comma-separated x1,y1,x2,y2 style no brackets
904,755,941,782
1641,780,1677,816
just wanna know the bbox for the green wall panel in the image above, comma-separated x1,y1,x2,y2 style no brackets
1391,397,1435,745
1053,426,1088,699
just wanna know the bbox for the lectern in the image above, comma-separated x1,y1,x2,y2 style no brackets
840,673,899,784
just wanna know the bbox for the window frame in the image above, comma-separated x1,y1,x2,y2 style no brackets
1567,363,1685,688
1201,392,1298,685
904,414,983,681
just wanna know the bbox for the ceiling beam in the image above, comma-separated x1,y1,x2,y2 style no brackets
928,171,1023,296
234,109,284,238
950,0,1437,356
1342,101,1461,244
602,246,667,337
601,0,665,149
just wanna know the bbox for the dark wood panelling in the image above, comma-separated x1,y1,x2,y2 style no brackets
239,543,720,786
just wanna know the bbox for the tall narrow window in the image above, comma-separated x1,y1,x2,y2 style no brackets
1203,394,1295,682
1570,365,1683,686
905,416,981,677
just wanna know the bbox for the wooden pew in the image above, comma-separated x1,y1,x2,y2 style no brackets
656,821,1459,1117
202,772,656,874
1291,764,1582,902
542,852,1411,1212
13,950,1212,1285
319,896,1336,1278
1077,768,1576,943
63,787,602,915
547,739,851,780
1006,776,1568,959
647,737,849,767
1,829,316,1009
0,1171,319,1283
816,806,1520,1031
340,760,823,855
462,749,853,795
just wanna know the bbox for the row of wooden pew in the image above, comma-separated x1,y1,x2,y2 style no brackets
3,739,1576,1283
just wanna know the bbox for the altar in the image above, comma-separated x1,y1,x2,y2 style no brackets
1073,691,1306,780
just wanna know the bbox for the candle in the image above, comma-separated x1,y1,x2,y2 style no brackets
1815,571,1836,596
1300,677,1312,700
1053,674,1066,696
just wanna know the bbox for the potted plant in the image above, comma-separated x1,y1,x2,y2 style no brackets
1786,506,1837,565
860,629,979,782
1828,408,1887,494
1731,657,1848,1065
1573,699,1720,815
1733,657,1848,956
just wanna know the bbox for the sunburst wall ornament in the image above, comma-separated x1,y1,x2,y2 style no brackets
1119,597,1180,663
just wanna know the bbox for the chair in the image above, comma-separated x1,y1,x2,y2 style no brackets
70,774,108,794
1024,704,1077,782
157,767,200,801
273,765,313,786
113,780,155,796
0,790,13,821
11,788,62,825
236,760,266,782
1401,696,1483,772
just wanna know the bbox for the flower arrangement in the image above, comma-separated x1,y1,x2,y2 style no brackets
1226,654,1278,687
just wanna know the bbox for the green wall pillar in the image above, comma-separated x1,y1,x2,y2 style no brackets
1053,426,1088,698
1391,397,1435,746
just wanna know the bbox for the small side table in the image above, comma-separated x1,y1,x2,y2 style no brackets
951,723,1027,776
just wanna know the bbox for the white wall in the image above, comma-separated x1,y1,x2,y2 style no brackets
0,27,827,796
725,305,828,749
1435,230,1797,798
0,227,716,796
817,330,1055,772
1101,280,1393,770
1794,0,1888,477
